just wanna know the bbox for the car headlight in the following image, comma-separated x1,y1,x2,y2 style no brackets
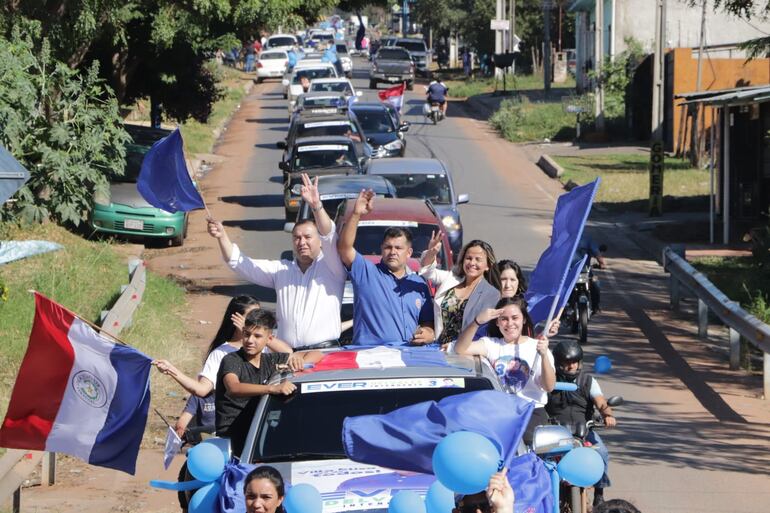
94,191,111,207
442,215,461,232
383,139,403,150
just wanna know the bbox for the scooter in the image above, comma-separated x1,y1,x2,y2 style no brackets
531,383,623,513
564,263,593,345
424,101,444,124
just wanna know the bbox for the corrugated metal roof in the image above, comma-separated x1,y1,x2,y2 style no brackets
0,145,30,204
677,84,770,106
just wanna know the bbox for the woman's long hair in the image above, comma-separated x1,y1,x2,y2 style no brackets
487,296,534,339
243,465,285,513
497,259,527,296
452,240,501,290
206,295,261,358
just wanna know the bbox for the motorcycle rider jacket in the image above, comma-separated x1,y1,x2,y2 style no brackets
546,370,596,427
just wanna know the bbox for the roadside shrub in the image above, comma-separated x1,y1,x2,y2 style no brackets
490,97,578,142
0,27,130,226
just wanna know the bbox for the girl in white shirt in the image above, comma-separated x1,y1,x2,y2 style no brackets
153,295,292,397
455,296,556,445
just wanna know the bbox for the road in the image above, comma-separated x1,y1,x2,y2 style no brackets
200,58,770,512
34,57,766,513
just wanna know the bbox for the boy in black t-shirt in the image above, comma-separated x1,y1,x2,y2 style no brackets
215,309,322,455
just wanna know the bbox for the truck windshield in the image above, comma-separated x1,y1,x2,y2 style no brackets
377,49,410,60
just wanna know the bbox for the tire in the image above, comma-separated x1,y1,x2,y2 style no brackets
285,206,294,220
171,215,188,247
431,112,437,125
256,77,264,84
407,81,414,91
369,79,377,89
577,303,589,345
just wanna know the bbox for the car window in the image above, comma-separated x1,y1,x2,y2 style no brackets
353,109,395,133
268,37,296,48
293,144,357,170
250,377,492,462
383,174,452,204
310,82,352,94
377,48,410,60
299,121,359,138
396,41,427,53
335,44,349,54
293,68,334,83
115,145,149,183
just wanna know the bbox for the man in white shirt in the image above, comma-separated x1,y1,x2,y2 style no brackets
207,174,346,349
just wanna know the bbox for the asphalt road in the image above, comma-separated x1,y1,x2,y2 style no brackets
198,57,770,512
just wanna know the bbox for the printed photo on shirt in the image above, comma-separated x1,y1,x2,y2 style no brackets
493,355,531,393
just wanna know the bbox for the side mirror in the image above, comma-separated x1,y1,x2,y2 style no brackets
606,396,624,407
356,90,363,97
291,184,303,195
398,122,410,132
457,193,470,204
366,137,374,144
276,141,287,149
283,222,296,233
279,161,289,172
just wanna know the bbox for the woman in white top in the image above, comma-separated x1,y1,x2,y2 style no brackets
418,236,501,346
153,295,292,397
455,296,555,445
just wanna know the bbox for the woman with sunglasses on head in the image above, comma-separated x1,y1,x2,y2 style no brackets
153,295,292,397
455,296,556,446
418,234,501,346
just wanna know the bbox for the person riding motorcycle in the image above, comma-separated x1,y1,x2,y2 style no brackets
573,234,606,312
545,340,616,508
426,77,449,118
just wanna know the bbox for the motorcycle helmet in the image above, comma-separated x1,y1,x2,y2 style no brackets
552,340,584,382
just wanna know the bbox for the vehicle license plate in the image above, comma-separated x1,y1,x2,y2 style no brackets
431,106,440,111
124,219,144,231
387,76,400,82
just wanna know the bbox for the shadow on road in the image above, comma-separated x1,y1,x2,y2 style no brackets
245,117,287,125
220,194,283,208
223,218,286,231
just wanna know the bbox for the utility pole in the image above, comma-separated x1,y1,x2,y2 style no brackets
594,0,605,130
496,0,504,77
691,0,708,165
543,0,552,94
649,0,667,216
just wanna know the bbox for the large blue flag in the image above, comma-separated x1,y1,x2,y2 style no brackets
342,391,553,513
525,179,599,327
136,128,205,213
528,254,587,327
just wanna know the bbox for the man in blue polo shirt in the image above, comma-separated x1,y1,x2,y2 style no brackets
338,189,435,346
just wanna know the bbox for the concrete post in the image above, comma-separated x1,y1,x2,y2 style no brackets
697,299,708,338
729,327,740,370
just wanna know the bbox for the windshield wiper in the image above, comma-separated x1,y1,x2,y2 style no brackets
258,452,343,462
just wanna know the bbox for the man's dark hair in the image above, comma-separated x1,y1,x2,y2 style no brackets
382,227,413,246
244,309,277,331
292,218,318,234
593,500,641,513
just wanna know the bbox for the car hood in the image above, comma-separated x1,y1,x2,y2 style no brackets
108,182,153,208
366,132,398,146
432,204,456,221
268,458,435,512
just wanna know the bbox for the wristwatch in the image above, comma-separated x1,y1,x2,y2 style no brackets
312,204,323,212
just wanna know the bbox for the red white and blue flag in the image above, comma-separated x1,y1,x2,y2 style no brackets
378,82,406,112
309,347,449,372
0,293,152,475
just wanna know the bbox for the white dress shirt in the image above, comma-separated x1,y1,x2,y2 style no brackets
227,225,346,347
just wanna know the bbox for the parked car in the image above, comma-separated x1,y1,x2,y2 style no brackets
336,197,455,339
265,34,299,51
368,158,469,256
284,174,398,232
394,37,431,76
90,125,189,247
351,102,410,158
369,47,415,90
280,110,370,163
335,42,354,77
281,136,369,219
256,49,288,83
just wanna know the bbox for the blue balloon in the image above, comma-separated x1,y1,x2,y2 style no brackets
201,437,231,463
557,447,604,487
425,481,455,513
187,443,226,483
189,481,220,513
594,356,612,374
149,479,207,491
389,491,426,513
432,431,501,494
284,483,323,513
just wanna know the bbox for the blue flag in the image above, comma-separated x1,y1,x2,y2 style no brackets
136,128,205,213
528,254,587,326
343,391,553,513
525,180,599,326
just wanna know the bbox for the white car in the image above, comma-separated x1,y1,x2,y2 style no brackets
335,42,353,78
308,78,360,100
265,33,298,51
256,50,288,83
281,58,326,98
285,64,338,113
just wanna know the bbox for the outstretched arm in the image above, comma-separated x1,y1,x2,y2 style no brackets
207,217,234,261
337,189,374,268
455,308,502,356
153,360,215,398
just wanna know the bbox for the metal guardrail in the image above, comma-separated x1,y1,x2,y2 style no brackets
0,258,146,511
663,246,770,399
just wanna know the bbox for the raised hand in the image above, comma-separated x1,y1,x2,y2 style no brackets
535,335,549,356
207,217,226,239
353,189,375,216
420,230,443,265
300,173,321,210
231,312,246,332
476,307,504,325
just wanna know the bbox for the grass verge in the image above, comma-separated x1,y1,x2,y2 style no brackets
490,98,576,142
446,73,576,98
0,222,196,444
551,154,709,204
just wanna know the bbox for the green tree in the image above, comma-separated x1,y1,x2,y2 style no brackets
0,28,130,225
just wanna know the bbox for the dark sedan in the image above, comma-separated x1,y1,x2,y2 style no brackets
351,103,410,158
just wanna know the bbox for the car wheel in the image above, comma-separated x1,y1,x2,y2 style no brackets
369,80,377,89
256,77,264,84
171,215,188,247
407,81,414,91
285,207,293,220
